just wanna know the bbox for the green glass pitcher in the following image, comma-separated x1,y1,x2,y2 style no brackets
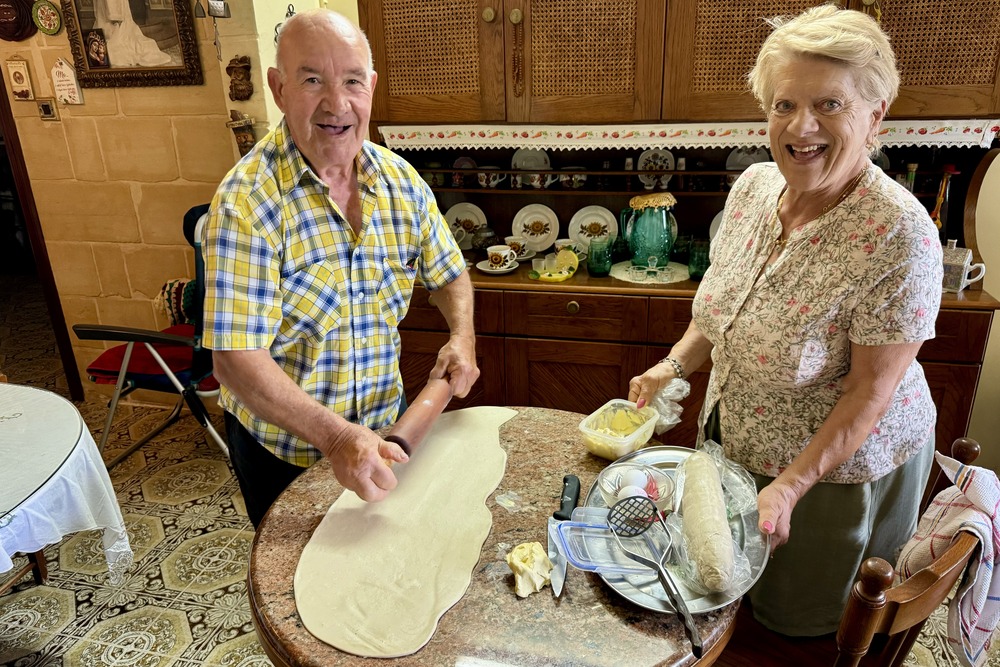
626,192,677,268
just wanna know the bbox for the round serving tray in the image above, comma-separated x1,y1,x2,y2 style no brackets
584,445,770,614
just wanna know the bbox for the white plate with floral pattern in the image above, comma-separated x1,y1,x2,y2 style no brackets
568,205,618,251
511,148,551,171
637,149,675,189
444,202,487,250
512,204,560,252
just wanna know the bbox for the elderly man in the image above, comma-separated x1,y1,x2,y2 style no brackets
202,9,478,528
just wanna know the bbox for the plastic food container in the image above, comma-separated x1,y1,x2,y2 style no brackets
579,399,658,460
555,520,672,575
597,462,674,511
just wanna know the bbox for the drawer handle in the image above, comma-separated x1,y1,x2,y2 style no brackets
427,293,435,307
566,301,580,315
482,7,496,22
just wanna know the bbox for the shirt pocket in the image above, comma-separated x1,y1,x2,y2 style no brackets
378,256,417,328
277,262,344,348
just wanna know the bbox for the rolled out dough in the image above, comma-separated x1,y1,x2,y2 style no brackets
294,406,516,658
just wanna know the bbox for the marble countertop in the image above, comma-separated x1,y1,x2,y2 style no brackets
248,407,737,667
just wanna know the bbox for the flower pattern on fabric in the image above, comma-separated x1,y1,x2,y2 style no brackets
693,162,943,483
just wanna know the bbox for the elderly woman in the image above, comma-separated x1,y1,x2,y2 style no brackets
629,5,943,636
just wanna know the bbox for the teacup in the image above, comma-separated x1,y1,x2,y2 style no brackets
555,238,578,254
529,173,558,190
943,260,986,293
505,235,529,258
478,169,507,189
942,241,987,293
487,245,517,270
560,167,587,189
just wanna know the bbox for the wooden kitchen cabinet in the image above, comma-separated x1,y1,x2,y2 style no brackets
359,0,666,123
664,0,1000,121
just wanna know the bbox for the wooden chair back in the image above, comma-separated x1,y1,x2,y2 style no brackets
834,437,982,667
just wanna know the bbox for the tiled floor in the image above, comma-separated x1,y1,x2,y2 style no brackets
0,273,272,666
2,272,998,666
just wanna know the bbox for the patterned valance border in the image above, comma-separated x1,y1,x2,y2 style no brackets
379,120,1000,151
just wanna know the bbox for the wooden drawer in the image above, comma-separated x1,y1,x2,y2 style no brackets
400,286,503,334
919,309,993,363
504,291,648,341
647,297,694,344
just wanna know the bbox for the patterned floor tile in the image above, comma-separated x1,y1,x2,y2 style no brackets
0,587,75,663
202,631,274,666
64,607,191,666
160,529,250,594
141,460,232,505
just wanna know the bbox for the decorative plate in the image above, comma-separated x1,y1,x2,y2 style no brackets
725,147,770,171
568,205,618,251
31,0,59,35
511,148,551,171
709,210,724,241
452,156,477,170
637,149,675,189
475,259,519,275
512,204,559,252
444,202,487,250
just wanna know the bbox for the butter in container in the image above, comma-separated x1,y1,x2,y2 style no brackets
579,399,658,460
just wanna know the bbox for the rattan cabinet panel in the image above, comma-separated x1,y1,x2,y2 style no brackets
360,0,666,123
663,0,1000,121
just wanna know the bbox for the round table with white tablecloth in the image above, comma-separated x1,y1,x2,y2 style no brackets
0,384,132,586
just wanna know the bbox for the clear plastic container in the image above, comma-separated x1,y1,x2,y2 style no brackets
579,399,658,460
555,520,672,575
596,462,674,511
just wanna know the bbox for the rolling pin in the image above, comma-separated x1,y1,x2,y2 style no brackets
384,378,453,455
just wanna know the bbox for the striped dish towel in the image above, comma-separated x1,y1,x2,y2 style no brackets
895,451,1000,667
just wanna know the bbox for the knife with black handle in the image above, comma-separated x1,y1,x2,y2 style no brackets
548,474,580,597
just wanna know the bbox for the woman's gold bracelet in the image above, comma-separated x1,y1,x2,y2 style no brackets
660,356,686,380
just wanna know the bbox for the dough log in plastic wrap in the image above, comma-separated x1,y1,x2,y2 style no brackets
681,451,735,592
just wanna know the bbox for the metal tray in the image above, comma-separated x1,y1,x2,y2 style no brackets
584,445,770,614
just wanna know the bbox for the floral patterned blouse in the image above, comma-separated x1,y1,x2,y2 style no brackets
694,162,943,484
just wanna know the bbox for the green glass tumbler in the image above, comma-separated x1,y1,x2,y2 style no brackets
688,239,710,281
587,237,613,278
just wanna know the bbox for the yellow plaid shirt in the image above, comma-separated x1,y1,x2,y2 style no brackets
202,120,466,466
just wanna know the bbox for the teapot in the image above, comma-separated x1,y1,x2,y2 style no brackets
624,192,678,268
470,226,501,252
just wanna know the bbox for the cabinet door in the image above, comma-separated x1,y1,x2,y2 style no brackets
505,338,647,414
850,1,1000,117
920,361,983,508
663,0,834,121
360,0,506,122
507,0,666,122
399,330,505,409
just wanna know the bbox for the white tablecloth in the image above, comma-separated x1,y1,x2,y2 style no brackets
0,385,133,584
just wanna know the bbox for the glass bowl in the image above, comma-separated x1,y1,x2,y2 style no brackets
597,462,674,512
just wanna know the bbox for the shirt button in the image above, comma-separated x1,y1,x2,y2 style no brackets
360,337,367,344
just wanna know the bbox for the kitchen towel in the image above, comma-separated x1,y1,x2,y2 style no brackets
895,451,1000,667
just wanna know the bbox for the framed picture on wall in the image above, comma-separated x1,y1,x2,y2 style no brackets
60,0,202,87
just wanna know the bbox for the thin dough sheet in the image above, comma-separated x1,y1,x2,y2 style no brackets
294,406,516,657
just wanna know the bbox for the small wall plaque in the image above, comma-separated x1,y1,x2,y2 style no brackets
6,56,33,100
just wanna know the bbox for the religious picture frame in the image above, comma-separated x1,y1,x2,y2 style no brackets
6,57,34,101
60,0,202,87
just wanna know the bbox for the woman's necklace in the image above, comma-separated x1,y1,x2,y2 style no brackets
773,168,866,251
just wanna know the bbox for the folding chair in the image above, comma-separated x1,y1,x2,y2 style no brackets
73,204,228,468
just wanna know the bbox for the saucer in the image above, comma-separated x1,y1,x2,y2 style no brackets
476,259,519,275
516,250,537,261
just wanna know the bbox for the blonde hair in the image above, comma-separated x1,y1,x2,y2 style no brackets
748,4,899,120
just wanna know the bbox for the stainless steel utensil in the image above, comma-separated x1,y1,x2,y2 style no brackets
548,474,580,597
608,496,703,658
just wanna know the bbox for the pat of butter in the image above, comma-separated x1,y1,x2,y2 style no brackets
505,542,553,598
